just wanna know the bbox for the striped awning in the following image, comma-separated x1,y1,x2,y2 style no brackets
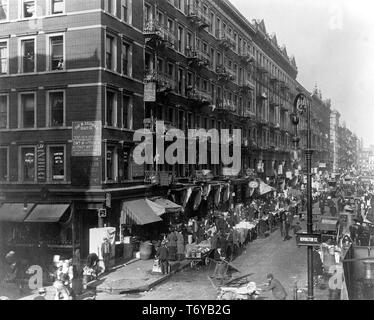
151,198,182,213
121,199,163,226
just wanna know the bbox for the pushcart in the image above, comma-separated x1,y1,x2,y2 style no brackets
187,249,214,269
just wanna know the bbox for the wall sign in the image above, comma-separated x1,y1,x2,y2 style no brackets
72,121,102,157
37,142,46,182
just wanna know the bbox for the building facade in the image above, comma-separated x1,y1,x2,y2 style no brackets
330,109,341,172
0,0,151,258
0,0,353,261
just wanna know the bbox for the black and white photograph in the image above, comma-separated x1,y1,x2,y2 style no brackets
0,0,374,306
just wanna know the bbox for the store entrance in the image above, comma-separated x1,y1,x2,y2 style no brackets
80,209,99,259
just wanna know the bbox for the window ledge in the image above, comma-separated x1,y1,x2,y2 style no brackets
44,13,67,18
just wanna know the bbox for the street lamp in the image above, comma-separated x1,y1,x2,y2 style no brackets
291,93,314,300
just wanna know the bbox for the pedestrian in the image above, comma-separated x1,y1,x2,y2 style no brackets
34,287,47,300
279,210,285,238
313,248,324,285
101,236,111,273
167,228,177,261
176,229,185,261
261,273,287,300
284,211,292,241
319,196,325,215
157,240,169,275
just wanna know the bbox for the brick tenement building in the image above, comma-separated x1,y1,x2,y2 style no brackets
0,0,341,260
0,0,150,258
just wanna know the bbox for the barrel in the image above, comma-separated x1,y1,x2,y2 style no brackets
362,260,374,280
139,242,153,260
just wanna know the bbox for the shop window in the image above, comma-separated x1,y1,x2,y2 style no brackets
20,146,36,182
120,148,131,180
49,35,64,70
0,147,8,181
48,91,64,127
0,41,8,74
19,93,36,128
49,145,65,181
21,38,35,73
106,145,117,182
0,94,8,128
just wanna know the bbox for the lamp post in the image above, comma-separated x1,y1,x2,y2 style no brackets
291,93,314,300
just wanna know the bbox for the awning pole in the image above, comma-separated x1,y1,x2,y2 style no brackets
71,201,75,259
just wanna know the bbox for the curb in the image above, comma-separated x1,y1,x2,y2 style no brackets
91,261,191,295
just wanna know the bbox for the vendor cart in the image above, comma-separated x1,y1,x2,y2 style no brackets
187,249,214,269
315,216,339,243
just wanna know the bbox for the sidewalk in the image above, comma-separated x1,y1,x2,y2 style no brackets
87,258,191,294
18,257,191,299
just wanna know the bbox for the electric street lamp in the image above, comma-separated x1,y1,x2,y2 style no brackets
291,93,314,300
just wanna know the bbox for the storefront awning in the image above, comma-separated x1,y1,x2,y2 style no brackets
24,204,70,223
151,198,182,213
121,199,163,225
0,203,36,222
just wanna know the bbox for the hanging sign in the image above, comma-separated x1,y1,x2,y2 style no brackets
144,82,156,102
296,232,322,246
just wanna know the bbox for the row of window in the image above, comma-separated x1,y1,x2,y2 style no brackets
0,144,133,183
145,0,294,88
0,0,64,21
105,34,132,76
0,89,133,130
0,145,66,182
145,52,255,114
0,33,133,77
149,104,292,150
0,34,64,74
103,0,132,24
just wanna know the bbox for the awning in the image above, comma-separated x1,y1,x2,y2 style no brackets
151,198,182,213
0,203,36,222
121,199,163,225
24,204,70,223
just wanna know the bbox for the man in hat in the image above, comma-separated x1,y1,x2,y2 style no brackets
101,236,111,273
157,240,169,275
34,287,47,300
262,273,287,300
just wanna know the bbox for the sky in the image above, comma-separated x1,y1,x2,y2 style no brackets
230,0,374,147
